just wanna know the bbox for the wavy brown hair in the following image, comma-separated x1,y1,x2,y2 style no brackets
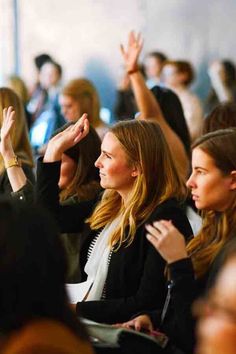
88,119,187,250
187,128,236,278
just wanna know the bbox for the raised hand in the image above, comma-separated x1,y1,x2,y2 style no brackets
146,220,188,264
120,31,143,72
44,113,89,162
0,106,15,159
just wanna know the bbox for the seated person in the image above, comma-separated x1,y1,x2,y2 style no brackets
0,198,93,354
119,127,236,354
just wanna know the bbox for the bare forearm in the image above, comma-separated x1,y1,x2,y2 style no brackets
2,151,27,192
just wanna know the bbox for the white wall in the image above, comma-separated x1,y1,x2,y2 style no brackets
3,0,236,115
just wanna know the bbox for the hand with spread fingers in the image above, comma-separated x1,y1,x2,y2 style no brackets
120,31,143,73
114,314,153,333
146,220,188,264
44,113,89,162
0,106,15,161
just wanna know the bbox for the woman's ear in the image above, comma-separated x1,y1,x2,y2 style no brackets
131,164,140,177
230,171,236,190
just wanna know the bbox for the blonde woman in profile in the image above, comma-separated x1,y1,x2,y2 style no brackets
60,78,107,139
35,112,192,324
0,88,34,197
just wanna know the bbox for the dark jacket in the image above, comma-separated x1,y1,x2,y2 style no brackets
0,164,35,199
36,158,193,324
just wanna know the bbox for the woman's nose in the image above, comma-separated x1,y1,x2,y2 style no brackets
186,173,195,189
95,154,102,168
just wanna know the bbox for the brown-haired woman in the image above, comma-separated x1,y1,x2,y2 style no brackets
36,114,192,324
59,78,107,139
123,128,236,353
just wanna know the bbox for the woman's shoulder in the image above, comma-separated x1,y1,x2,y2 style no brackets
151,198,185,215
150,198,193,238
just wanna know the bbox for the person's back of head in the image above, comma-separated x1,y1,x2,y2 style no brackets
203,102,236,134
151,85,191,155
0,198,88,340
0,88,34,172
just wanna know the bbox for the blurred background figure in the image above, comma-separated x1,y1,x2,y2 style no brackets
59,78,107,139
28,59,65,155
6,75,31,129
144,51,167,89
0,88,34,197
162,60,203,142
203,102,236,134
113,64,146,121
205,60,236,114
196,238,236,354
0,199,94,354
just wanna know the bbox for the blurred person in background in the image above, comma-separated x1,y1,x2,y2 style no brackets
28,60,65,155
60,78,107,139
203,102,236,134
162,60,203,142
6,75,31,129
144,51,167,89
205,60,236,114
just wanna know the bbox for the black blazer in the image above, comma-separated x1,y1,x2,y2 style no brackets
36,159,193,324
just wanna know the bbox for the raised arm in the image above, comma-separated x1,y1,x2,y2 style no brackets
0,107,28,192
120,32,189,179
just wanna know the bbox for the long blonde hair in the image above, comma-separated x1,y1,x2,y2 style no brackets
61,78,101,127
187,128,236,278
0,88,34,174
88,120,187,250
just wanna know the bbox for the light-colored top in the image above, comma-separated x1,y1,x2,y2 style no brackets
174,88,203,142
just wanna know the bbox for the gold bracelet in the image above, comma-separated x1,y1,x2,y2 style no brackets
5,156,22,169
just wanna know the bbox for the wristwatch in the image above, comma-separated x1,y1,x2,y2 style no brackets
5,155,22,169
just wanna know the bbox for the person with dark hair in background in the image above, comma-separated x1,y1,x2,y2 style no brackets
0,198,94,354
28,60,66,155
144,51,167,89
